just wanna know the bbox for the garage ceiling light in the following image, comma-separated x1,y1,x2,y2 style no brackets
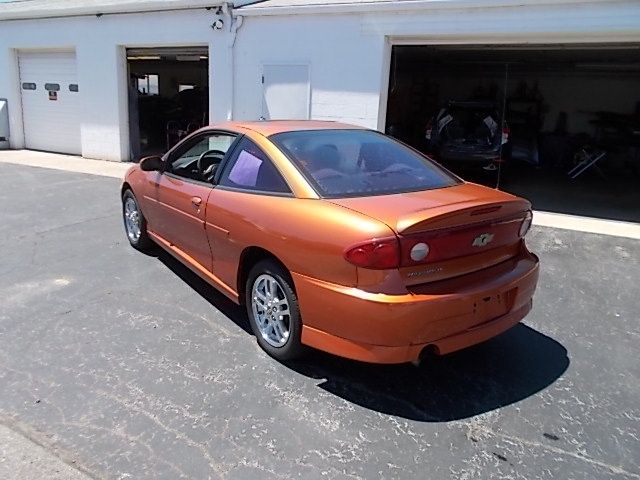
128,55,161,61
176,55,201,61
127,47,208,57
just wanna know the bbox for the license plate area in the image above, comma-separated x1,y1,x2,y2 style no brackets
474,288,517,322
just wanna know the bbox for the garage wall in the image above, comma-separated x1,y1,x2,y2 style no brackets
0,9,229,161
233,14,385,129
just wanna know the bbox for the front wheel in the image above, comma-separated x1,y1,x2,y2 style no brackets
245,260,304,361
122,189,153,251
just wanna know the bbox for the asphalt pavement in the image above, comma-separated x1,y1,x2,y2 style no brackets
0,162,638,479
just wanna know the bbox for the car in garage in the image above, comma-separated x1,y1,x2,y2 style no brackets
121,120,539,364
425,100,510,173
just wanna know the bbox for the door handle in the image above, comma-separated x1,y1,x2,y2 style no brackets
191,196,202,207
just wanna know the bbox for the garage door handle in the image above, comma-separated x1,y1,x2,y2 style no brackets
191,196,202,207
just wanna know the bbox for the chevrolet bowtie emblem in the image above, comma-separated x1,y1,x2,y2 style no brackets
472,233,494,247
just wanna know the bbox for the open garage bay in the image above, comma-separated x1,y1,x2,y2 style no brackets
386,44,640,223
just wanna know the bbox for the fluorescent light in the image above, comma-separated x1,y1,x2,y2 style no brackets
128,55,161,60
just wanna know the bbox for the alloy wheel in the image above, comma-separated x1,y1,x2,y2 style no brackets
123,196,141,242
251,274,291,347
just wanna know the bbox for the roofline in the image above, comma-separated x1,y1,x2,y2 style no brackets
206,120,367,136
236,0,627,17
0,0,241,22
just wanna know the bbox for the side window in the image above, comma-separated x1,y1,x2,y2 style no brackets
168,133,236,181
219,138,290,194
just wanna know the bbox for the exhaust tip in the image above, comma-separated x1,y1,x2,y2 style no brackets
411,344,440,367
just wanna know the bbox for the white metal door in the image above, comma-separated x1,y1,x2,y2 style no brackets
262,64,310,120
18,51,81,155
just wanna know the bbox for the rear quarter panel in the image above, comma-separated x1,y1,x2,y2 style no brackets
204,189,394,295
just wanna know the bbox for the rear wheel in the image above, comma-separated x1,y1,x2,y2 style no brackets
122,189,153,251
245,260,304,361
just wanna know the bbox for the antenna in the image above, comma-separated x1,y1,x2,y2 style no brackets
496,63,508,190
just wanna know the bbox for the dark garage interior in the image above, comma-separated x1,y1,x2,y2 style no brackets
127,46,209,160
385,44,640,222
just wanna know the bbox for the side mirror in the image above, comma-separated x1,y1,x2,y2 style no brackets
139,155,164,172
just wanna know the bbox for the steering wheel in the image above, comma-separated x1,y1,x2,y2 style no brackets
197,149,226,181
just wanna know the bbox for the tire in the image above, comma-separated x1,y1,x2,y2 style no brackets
245,259,304,361
122,189,154,251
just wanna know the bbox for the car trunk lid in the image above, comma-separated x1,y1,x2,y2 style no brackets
331,183,531,284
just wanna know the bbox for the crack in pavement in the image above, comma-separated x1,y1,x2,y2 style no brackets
473,424,640,479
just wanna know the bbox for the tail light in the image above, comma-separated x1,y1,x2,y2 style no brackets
344,237,434,270
519,211,533,237
344,237,400,269
425,120,433,140
501,125,510,145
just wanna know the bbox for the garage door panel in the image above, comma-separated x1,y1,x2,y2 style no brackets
19,51,81,155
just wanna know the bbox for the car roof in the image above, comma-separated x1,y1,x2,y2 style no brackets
208,120,367,137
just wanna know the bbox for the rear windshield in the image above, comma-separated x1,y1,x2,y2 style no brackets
270,129,459,198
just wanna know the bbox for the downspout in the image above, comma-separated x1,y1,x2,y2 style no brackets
223,2,244,121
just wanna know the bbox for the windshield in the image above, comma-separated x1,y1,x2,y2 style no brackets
271,129,459,198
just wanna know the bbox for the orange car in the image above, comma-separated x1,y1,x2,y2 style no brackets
121,121,538,364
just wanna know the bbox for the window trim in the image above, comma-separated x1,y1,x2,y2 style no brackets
215,184,295,198
163,172,217,189
162,129,241,184
217,137,293,196
269,128,461,199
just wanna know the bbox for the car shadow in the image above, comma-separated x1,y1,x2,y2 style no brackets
283,325,569,422
155,249,252,335
155,248,569,422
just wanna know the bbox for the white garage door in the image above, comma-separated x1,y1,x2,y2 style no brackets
18,51,81,155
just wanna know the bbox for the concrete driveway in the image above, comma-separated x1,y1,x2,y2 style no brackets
0,161,638,479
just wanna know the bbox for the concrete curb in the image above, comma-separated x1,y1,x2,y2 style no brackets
0,424,93,480
533,210,640,240
0,150,130,179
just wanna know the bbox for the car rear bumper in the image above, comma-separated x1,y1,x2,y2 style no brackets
293,249,539,364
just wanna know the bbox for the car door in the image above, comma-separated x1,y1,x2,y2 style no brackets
206,136,293,290
154,131,238,271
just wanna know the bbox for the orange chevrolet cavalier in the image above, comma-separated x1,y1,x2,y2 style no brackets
121,121,539,364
